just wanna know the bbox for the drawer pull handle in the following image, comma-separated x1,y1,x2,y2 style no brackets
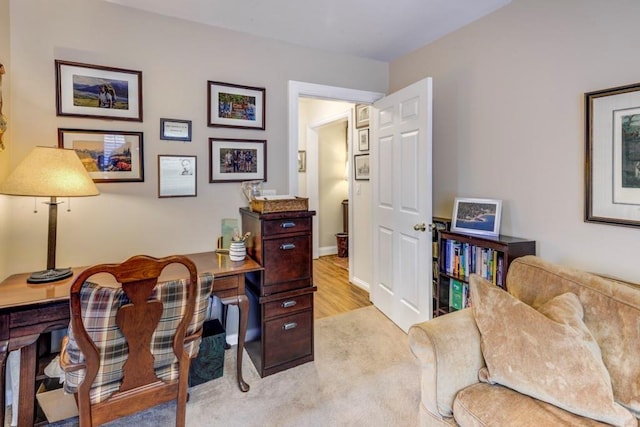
281,300,297,308
280,222,296,228
282,322,298,331
280,243,296,250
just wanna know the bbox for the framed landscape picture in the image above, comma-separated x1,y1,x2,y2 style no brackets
451,197,502,237
58,128,144,182
209,138,266,183
55,60,143,121
207,81,265,130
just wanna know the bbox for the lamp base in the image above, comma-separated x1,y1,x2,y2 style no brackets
27,267,73,284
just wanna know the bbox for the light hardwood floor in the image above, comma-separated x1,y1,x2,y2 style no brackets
313,255,372,319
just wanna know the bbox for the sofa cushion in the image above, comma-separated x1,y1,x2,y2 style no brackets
506,256,640,417
470,274,635,426
454,383,614,427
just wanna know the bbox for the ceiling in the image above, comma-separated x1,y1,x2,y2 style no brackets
103,0,511,62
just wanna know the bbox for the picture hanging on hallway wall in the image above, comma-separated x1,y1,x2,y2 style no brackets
207,81,265,130
55,60,143,121
355,104,370,129
209,138,266,183
354,154,370,181
586,82,640,228
358,128,369,151
58,128,144,183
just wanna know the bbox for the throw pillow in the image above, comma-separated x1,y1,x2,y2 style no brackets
470,274,635,427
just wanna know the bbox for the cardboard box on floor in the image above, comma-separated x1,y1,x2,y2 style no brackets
36,383,78,423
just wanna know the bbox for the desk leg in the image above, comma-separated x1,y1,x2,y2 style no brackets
18,342,37,427
0,341,7,426
236,294,249,392
221,295,250,392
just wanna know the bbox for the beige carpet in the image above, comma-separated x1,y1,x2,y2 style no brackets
47,306,420,426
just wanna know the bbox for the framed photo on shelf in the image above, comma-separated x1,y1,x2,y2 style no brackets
451,197,502,237
354,154,370,181
207,81,265,130
585,82,640,228
355,104,370,129
298,150,306,172
160,118,192,142
158,155,196,198
358,128,369,151
55,60,143,121
58,128,144,183
209,138,266,183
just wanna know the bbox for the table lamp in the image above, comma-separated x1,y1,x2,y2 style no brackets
0,146,100,283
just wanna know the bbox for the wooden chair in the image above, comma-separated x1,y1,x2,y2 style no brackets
60,255,211,427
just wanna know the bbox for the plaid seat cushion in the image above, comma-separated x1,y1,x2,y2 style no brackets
63,272,213,403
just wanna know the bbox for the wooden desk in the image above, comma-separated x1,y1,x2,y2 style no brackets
0,251,262,427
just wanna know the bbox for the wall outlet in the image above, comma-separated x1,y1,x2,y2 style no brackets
262,189,276,196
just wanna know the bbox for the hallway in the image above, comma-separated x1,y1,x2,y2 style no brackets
313,255,371,319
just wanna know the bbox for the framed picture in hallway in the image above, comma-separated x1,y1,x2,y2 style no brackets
355,104,370,128
207,81,266,130
354,154,370,181
585,81,640,228
358,128,369,151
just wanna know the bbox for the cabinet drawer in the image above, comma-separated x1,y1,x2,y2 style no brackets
263,235,311,287
263,311,312,369
263,293,312,320
263,217,311,237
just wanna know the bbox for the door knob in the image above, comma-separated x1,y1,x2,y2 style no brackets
413,223,426,232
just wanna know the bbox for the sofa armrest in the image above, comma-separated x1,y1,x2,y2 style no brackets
408,308,484,419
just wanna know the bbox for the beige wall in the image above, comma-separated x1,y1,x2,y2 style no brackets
0,0,10,279
4,0,388,277
390,0,640,282
318,120,348,249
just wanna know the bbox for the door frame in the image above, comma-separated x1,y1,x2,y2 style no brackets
288,81,384,282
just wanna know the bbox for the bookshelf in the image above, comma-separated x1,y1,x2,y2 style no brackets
431,217,451,318
434,230,535,317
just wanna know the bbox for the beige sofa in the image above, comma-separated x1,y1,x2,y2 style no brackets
408,255,640,426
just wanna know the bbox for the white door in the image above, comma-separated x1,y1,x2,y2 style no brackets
371,78,433,333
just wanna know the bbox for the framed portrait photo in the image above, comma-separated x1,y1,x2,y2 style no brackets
209,138,266,183
58,128,144,183
354,154,370,181
55,60,143,121
207,81,265,130
451,197,502,237
158,155,197,198
160,118,192,142
585,82,640,228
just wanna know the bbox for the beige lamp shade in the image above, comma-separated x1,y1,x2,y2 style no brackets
0,146,99,197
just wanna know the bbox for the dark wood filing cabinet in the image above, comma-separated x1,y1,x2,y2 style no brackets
240,208,317,377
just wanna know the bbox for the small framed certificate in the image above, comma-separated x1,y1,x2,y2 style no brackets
160,118,192,141
158,155,197,198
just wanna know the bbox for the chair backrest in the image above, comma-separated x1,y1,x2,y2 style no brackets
66,254,207,427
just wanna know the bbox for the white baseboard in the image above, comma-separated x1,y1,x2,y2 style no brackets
350,276,370,293
319,245,338,257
